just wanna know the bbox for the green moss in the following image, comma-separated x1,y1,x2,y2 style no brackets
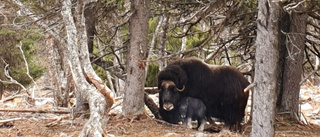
0,29,15,35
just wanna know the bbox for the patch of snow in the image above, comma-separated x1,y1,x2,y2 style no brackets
301,103,313,110
107,134,115,137
59,132,67,137
195,132,208,137
164,133,178,137
34,98,54,106
311,119,320,125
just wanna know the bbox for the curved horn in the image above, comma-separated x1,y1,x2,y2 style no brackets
176,85,185,92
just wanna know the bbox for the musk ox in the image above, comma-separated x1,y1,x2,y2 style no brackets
158,57,249,131
179,97,207,131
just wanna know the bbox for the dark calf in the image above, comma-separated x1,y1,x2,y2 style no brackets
179,97,206,131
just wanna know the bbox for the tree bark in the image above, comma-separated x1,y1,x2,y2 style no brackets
145,16,163,77
251,0,281,136
0,83,3,100
279,3,307,117
122,0,150,116
61,0,114,136
180,26,188,58
159,13,169,70
114,30,125,96
46,35,67,107
84,3,96,59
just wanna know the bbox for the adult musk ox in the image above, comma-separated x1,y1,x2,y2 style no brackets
157,57,249,131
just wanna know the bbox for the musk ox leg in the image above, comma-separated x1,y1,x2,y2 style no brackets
197,119,206,131
227,121,242,132
184,117,192,129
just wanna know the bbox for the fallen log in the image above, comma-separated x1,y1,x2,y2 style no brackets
0,109,70,114
144,87,158,94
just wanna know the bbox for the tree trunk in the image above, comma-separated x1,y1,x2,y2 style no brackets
251,0,281,136
180,25,187,58
46,35,68,107
159,13,168,70
146,16,163,77
122,0,150,116
114,30,124,96
61,0,114,136
279,4,307,118
84,3,96,59
0,83,3,100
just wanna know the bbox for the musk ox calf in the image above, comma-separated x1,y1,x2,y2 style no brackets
158,57,249,131
179,97,207,131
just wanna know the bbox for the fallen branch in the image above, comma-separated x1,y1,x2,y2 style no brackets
244,82,256,93
152,118,180,127
144,93,160,119
0,117,22,124
0,109,70,114
0,95,19,103
144,87,158,94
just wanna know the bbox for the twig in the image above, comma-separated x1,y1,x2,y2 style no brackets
0,59,26,92
299,112,308,125
152,118,180,127
0,109,70,114
300,69,318,85
0,95,19,103
18,41,40,98
0,117,22,124
283,0,306,13
244,82,256,93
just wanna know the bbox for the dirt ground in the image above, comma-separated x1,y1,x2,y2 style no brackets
1,111,320,137
1,76,320,137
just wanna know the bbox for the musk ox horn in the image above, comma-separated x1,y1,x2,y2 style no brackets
176,85,185,92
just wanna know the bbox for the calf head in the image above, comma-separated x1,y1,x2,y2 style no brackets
179,100,188,119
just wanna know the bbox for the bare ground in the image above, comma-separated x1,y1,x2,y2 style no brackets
1,110,320,137
1,76,320,137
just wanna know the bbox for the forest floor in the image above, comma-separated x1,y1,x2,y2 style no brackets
1,74,320,137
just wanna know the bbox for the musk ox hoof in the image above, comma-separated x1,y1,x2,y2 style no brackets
197,127,204,132
187,123,192,129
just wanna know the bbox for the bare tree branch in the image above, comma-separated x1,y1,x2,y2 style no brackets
17,42,39,98
0,59,26,92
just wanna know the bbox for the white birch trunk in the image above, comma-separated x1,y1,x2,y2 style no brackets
159,14,168,70
145,16,163,77
180,26,188,58
61,0,113,136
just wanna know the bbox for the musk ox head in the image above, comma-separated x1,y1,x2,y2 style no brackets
158,64,188,111
159,80,185,111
